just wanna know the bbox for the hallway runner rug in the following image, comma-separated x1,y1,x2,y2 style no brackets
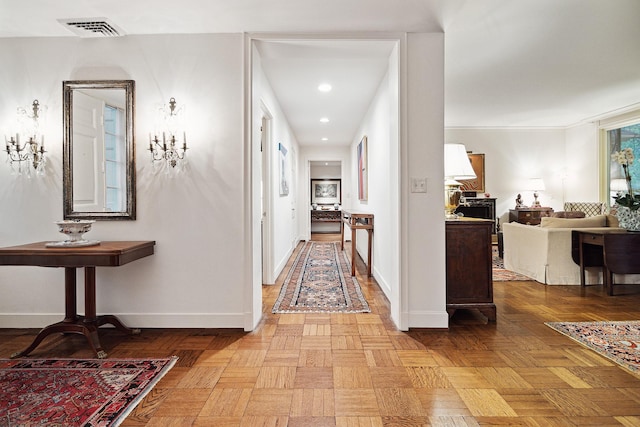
545,321,640,376
0,357,177,426
273,241,370,313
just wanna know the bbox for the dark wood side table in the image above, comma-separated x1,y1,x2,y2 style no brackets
0,241,155,358
446,218,496,321
340,210,373,276
509,207,554,225
571,230,640,295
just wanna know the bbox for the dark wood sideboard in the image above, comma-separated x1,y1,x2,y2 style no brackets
455,197,497,233
445,219,496,321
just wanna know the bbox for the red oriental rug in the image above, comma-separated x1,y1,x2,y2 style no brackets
546,321,640,376
273,241,370,313
0,357,177,426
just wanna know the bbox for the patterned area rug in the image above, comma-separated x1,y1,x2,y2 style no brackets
546,321,640,375
273,241,370,313
492,246,531,281
0,357,177,426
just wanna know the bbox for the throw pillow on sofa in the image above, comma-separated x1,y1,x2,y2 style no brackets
551,211,586,218
540,214,607,228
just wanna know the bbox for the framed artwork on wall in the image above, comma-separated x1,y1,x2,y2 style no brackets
460,153,485,193
278,143,289,196
311,179,341,205
357,135,368,201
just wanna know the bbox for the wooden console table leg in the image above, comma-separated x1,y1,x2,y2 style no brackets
605,267,614,296
11,266,141,360
578,239,586,287
351,226,357,276
81,267,141,358
10,267,80,359
64,267,78,322
366,229,373,277
82,266,108,359
10,323,91,359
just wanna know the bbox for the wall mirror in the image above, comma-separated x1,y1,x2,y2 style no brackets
63,80,136,220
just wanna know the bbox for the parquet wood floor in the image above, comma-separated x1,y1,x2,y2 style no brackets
2,234,640,426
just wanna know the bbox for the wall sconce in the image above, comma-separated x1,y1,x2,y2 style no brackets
444,143,476,219
4,99,47,176
149,97,188,172
527,178,546,207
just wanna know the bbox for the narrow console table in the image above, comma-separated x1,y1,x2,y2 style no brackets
571,230,640,295
340,210,374,276
446,218,496,321
0,240,155,359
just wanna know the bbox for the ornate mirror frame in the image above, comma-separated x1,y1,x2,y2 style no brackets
63,80,136,220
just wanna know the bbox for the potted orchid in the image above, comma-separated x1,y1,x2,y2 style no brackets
611,147,640,231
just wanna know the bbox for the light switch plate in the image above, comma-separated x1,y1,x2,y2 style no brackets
411,177,427,193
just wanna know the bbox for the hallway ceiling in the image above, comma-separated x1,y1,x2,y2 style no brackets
2,0,640,144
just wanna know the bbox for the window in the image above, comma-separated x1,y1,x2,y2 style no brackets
607,123,640,202
103,105,125,212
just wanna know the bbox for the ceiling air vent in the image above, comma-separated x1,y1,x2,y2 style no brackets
58,18,125,37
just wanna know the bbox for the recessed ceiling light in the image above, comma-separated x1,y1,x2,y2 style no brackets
318,83,332,92
320,117,329,123
321,138,328,141
325,162,329,166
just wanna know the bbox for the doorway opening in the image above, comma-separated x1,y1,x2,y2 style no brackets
249,35,402,331
310,160,343,242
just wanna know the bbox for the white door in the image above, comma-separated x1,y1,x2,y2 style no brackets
72,91,105,212
261,115,274,284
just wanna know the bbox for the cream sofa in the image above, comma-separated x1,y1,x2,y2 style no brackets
503,214,640,285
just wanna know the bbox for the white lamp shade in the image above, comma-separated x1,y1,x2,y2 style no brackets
444,143,476,180
527,178,546,191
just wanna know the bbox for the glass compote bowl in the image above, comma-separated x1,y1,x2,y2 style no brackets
46,220,100,247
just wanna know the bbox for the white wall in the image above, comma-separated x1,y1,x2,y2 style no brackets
0,34,250,328
350,66,395,301
565,122,600,203
445,128,572,224
311,164,341,180
445,127,603,225
252,47,301,283
0,32,450,331
403,33,448,329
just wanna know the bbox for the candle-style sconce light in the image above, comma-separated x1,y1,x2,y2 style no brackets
149,97,188,172
4,99,47,176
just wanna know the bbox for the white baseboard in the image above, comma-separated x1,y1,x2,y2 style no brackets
371,265,391,296
0,313,246,329
407,310,450,328
272,240,297,281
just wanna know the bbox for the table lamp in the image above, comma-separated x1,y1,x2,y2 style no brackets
444,143,476,219
527,178,546,207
